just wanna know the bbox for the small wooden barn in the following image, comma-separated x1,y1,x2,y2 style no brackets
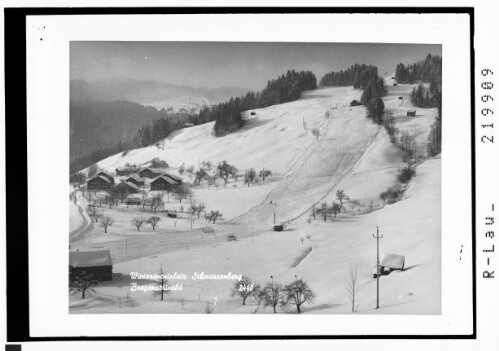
115,167,138,176
87,172,114,191
69,250,113,281
380,253,405,270
350,100,362,107
150,175,178,191
125,175,145,187
138,168,163,179
407,109,416,117
372,253,405,278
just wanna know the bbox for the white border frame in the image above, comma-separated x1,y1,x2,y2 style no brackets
25,13,473,338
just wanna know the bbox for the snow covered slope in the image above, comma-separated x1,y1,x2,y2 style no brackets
71,78,440,314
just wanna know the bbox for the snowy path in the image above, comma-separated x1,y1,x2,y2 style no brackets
69,193,92,243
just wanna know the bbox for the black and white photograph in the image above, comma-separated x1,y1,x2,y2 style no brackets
68,41,442,315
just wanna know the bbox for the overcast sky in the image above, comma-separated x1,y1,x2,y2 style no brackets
71,42,442,91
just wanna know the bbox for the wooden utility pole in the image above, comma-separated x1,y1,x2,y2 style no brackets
372,226,383,309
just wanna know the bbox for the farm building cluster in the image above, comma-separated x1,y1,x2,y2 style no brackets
86,167,183,194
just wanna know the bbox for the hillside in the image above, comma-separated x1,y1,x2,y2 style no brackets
70,100,176,171
70,76,440,314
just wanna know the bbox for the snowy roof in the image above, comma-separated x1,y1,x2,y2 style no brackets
380,253,405,269
116,166,138,171
118,181,139,190
152,175,177,185
126,175,144,182
69,250,112,268
140,167,165,173
89,174,112,183
164,173,182,181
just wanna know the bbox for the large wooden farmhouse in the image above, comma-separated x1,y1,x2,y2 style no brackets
150,175,178,191
86,172,114,191
69,250,113,281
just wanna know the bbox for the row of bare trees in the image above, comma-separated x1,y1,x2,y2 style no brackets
310,189,349,222
230,276,315,314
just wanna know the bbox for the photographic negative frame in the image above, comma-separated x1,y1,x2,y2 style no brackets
5,4,487,348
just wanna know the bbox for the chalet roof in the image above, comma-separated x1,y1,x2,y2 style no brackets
126,175,144,182
152,175,177,185
140,167,165,174
163,173,182,181
89,174,112,183
116,166,138,171
69,250,112,268
92,172,114,182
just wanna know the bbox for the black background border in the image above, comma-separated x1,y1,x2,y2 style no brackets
4,6,476,342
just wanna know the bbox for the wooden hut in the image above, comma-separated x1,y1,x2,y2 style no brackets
150,175,177,191
407,110,416,117
115,167,138,176
372,253,405,278
87,172,114,191
350,100,362,107
69,250,113,281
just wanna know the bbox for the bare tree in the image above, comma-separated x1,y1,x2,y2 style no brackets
186,165,194,177
318,202,328,222
331,202,342,218
147,216,161,230
259,169,272,181
259,278,287,313
86,205,103,223
284,278,316,314
206,210,223,224
131,217,146,231
244,168,257,187
150,194,164,213
217,160,238,185
194,168,208,185
99,216,114,233
69,270,99,299
173,184,191,203
345,267,360,313
336,189,348,208
230,276,260,306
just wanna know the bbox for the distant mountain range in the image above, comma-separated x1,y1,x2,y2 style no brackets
70,78,249,109
70,78,249,172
